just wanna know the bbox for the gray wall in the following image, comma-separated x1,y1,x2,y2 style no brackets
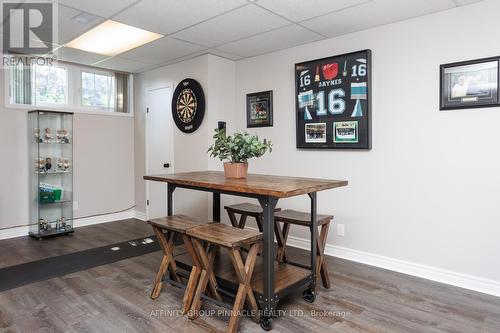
134,1,500,290
232,0,500,282
0,72,135,229
134,54,236,219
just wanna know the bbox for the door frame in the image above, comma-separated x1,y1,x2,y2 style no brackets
145,84,174,221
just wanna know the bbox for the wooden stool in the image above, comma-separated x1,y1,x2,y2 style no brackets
224,202,282,257
224,202,280,231
274,209,333,289
147,215,221,312
186,223,262,333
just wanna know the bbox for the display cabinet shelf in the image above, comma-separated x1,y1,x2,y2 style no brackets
39,142,72,145
40,200,73,205
29,110,74,240
36,171,72,175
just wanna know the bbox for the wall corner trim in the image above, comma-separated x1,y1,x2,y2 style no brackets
134,211,147,221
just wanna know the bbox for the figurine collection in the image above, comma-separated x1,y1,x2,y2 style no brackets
36,157,70,173
38,217,72,234
34,127,71,143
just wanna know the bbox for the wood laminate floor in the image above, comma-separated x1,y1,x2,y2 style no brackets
0,219,153,269
0,219,499,332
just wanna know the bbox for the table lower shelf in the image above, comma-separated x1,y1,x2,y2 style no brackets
174,249,312,297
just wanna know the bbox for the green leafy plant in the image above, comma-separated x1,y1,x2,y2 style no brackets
208,129,272,163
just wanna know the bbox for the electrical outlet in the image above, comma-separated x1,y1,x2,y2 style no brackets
337,223,345,237
73,201,78,210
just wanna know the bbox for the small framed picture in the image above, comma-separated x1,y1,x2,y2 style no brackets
246,90,273,127
440,57,500,110
305,123,326,143
333,121,358,143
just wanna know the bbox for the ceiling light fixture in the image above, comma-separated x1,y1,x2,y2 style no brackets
66,20,163,56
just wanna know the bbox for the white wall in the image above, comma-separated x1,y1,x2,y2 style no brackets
134,54,236,219
130,1,500,295
0,72,135,230
232,0,500,284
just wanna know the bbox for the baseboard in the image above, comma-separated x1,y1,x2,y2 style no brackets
284,234,500,298
73,210,136,228
0,226,30,240
0,210,137,240
134,211,147,221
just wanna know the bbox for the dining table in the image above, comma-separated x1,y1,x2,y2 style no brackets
143,170,348,330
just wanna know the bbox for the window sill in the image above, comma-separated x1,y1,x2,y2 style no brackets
6,103,134,117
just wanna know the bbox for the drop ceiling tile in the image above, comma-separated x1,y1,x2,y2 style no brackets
114,0,247,34
53,47,107,65
301,0,456,37
119,37,205,64
255,0,371,22
217,24,323,57
58,5,104,44
171,4,290,47
58,0,138,18
206,49,243,60
94,57,151,73
135,51,209,72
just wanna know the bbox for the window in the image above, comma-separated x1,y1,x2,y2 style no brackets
33,64,67,105
81,71,115,109
7,56,131,114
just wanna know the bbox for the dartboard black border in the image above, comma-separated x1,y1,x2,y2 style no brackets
172,78,205,133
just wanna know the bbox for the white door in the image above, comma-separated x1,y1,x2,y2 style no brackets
146,86,174,220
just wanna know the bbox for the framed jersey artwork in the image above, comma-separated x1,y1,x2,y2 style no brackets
172,78,205,133
295,50,372,149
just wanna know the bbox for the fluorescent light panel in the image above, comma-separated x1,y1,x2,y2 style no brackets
66,20,163,56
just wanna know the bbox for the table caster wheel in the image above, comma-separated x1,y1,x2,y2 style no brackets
260,316,272,331
303,288,316,303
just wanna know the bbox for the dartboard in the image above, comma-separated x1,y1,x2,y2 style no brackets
172,79,205,133
176,89,197,123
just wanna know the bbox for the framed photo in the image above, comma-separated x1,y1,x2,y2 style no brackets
440,57,500,110
334,121,358,143
305,123,326,143
246,90,273,127
295,49,371,149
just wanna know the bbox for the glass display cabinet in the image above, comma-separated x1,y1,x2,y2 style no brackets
28,110,74,239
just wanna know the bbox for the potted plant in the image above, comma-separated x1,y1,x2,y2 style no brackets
208,129,272,178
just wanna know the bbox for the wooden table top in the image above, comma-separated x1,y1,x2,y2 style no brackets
144,171,348,198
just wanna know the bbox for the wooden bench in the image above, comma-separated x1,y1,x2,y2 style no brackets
186,223,262,333
147,215,221,312
274,209,333,289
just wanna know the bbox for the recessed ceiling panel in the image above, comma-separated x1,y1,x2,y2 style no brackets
94,57,151,73
301,0,455,37
119,37,205,64
255,0,371,22
58,5,104,45
171,4,289,47
59,0,138,18
53,47,107,65
114,0,247,34
217,24,323,57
